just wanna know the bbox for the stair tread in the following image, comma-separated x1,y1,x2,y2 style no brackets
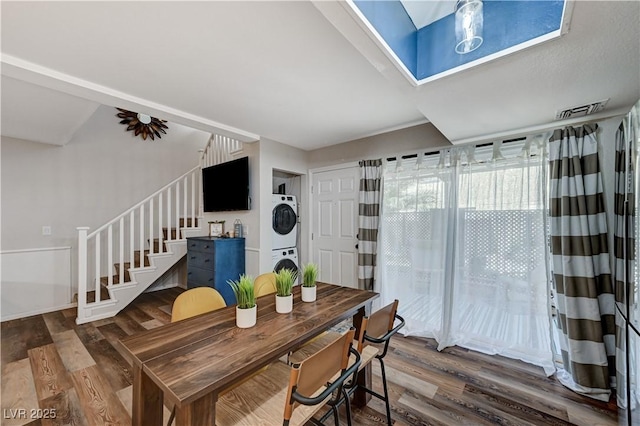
75,287,111,303
111,266,131,282
147,238,170,254
115,262,155,271
100,275,130,285
132,250,152,267
162,227,180,241
179,217,199,227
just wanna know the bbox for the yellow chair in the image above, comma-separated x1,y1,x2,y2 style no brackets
255,272,277,297
168,287,227,425
170,287,226,322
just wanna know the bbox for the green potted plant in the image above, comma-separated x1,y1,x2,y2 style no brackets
274,268,296,313
301,263,318,302
228,274,256,328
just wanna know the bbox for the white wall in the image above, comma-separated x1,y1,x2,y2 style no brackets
308,123,452,169
1,247,72,321
1,105,210,314
1,105,210,250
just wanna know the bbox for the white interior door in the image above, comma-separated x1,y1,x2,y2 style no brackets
312,166,359,288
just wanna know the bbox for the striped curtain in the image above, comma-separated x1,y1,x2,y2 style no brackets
614,113,638,411
358,159,382,291
548,124,616,401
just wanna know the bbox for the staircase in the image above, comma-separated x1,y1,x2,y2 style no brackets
75,134,243,324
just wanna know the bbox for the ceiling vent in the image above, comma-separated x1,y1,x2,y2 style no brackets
555,99,609,120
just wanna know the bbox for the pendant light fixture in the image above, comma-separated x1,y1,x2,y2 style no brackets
455,0,484,54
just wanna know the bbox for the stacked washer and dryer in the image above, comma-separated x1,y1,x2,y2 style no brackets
272,194,299,278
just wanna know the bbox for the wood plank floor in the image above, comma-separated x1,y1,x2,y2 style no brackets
1,287,618,425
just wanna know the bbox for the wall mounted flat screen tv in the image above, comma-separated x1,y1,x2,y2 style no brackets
202,156,250,212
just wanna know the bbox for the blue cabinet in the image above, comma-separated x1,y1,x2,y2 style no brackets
186,236,245,305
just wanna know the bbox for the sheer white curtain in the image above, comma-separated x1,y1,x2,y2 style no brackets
379,138,555,373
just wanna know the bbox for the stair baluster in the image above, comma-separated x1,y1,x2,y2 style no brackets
77,227,89,323
107,225,113,287
158,192,164,250
95,232,101,302
139,203,145,263
119,217,125,285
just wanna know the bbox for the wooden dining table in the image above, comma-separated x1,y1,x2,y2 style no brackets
117,282,379,426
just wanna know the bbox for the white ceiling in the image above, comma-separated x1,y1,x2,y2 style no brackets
1,1,638,150
1,76,100,146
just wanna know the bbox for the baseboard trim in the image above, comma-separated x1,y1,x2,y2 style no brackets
1,302,77,322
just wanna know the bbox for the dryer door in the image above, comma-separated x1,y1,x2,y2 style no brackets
274,258,299,275
273,203,297,235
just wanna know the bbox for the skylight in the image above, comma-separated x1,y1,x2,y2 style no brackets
349,0,569,84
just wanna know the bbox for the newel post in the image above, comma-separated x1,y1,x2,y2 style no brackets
76,226,90,324
198,148,205,217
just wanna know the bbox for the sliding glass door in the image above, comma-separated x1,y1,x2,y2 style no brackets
379,140,554,373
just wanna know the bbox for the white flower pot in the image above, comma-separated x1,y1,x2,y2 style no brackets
301,285,317,302
276,294,293,313
236,305,257,328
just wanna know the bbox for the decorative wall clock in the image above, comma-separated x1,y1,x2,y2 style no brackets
116,108,169,140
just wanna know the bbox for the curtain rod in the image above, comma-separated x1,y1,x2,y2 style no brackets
386,136,526,163
383,111,624,163
452,108,627,147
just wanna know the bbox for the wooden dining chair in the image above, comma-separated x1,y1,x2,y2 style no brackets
296,300,405,426
349,299,405,426
170,286,226,322
215,328,366,426
284,328,360,426
255,272,277,297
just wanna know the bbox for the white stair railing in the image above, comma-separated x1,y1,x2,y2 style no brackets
202,134,243,169
76,166,201,323
76,134,244,323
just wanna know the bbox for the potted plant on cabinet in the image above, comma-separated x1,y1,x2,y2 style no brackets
275,268,296,314
301,263,318,302
228,274,257,328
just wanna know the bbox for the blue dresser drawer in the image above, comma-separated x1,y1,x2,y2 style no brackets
187,266,215,287
187,251,214,270
187,238,214,253
186,236,245,306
